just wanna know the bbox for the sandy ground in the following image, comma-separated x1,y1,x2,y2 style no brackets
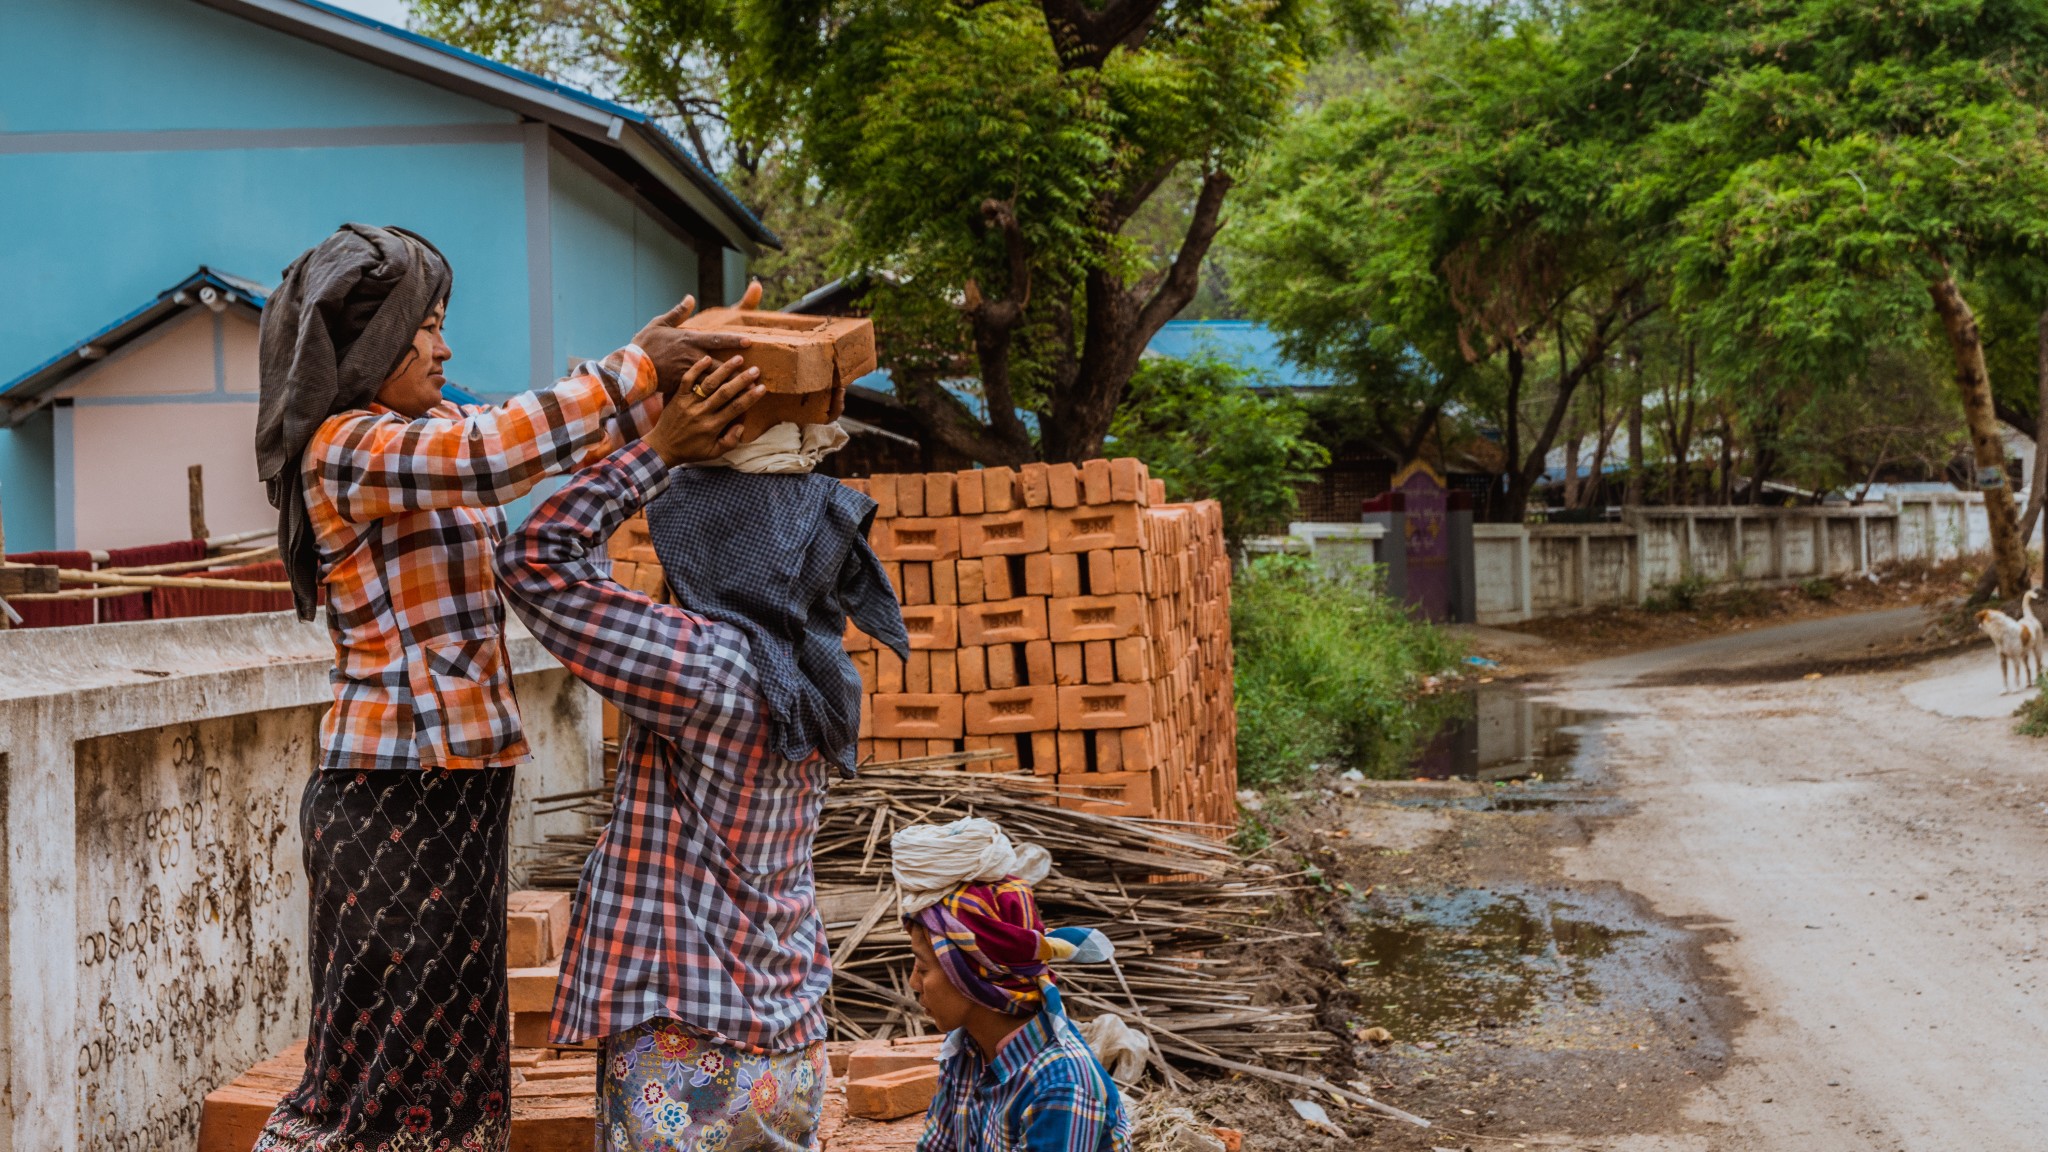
1542,611,2048,1150
1188,607,2048,1151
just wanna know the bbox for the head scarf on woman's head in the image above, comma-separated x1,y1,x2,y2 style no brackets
895,818,1112,1017
256,224,452,619
911,880,1107,1016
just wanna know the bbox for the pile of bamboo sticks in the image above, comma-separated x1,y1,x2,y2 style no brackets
0,527,287,603
518,757,1342,1087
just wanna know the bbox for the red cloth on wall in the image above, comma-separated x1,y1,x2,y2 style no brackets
2,550,95,628
152,560,295,620
100,540,209,623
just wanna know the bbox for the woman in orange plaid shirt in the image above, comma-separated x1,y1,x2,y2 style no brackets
249,224,766,1152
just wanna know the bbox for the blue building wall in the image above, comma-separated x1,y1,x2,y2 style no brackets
0,0,725,549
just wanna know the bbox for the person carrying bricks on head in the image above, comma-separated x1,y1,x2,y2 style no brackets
490,377,909,1151
250,222,768,1152
891,818,1134,1152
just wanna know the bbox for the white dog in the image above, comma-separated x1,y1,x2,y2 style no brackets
1977,601,2040,692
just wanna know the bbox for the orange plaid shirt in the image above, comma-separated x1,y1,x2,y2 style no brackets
303,346,663,771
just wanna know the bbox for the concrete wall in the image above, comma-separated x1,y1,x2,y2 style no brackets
0,612,600,1152
1463,492,1986,623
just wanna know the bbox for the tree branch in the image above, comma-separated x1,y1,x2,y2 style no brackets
1134,170,1232,337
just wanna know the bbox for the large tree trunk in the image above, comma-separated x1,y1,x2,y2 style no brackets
1928,273,2028,598
1970,306,2048,601
1498,288,1657,521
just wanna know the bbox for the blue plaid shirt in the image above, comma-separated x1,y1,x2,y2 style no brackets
918,1009,1132,1152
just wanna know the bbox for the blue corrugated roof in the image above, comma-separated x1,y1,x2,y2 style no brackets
1145,320,1338,389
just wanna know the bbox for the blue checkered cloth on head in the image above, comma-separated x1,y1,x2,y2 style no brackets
647,468,909,772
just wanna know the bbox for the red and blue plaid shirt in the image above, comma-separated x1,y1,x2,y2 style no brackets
920,1009,1132,1152
493,441,832,1051
303,346,661,771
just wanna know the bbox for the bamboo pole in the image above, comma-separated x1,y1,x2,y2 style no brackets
188,464,209,542
52,569,289,592
206,527,274,551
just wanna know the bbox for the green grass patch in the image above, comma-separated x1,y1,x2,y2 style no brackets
1231,554,1463,789
2016,674,2048,737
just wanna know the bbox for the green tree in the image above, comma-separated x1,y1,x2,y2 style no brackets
1622,0,2048,595
1224,5,1664,521
1107,354,1329,540
418,0,1383,464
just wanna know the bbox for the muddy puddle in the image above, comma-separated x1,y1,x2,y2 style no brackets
1344,885,1711,1053
1405,683,1591,782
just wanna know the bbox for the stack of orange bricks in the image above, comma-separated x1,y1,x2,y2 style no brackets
603,456,1236,827
839,457,1236,826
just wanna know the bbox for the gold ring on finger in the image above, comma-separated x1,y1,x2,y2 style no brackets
691,382,712,399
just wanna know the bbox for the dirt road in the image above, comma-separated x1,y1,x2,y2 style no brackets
1549,609,2048,1149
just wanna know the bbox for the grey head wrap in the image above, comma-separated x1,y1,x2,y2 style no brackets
648,470,910,774
256,224,453,619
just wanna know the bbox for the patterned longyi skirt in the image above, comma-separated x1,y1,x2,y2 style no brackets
255,767,514,1152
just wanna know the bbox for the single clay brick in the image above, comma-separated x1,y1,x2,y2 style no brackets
870,474,900,518
883,561,903,600
1146,478,1167,505
923,473,955,517
900,562,932,607
955,558,986,603
960,509,1048,557
959,597,1048,645
982,466,1019,513
678,307,874,394
873,517,960,562
1083,640,1114,684
1079,458,1113,504
1046,462,1080,508
508,964,561,1014
982,552,1015,600
843,615,874,652
507,911,553,968
1047,503,1142,553
964,686,1060,734
839,477,870,497
1029,731,1060,776
905,651,930,693
200,1083,290,1152
1023,639,1055,685
872,693,965,739
1016,462,1052,507
846,1065,941,1121
930,650,958,694
1057,730,1090,774
986,644,1018,690
1085,549,1115,594
510,1098,600,1152
931,559,958,605
1112,548,1145,594
846,1039,944,1082
1121,726,1155,772
896,474,926,518
512,1012,554,1049
954,469,986,515
876,649,904,693
510,890,572,957
898,604,958,650
1047,593,1144,642
923,738,955,757
869,738,897,762
1055,771,1156,817
956,645,988,692
1113,637,1151,682
1056,683,1155,729
1054,641,1084,685
1049,553,1083,598
1094,728,1123,772
1109,458,1148,503
1023,552,1052,596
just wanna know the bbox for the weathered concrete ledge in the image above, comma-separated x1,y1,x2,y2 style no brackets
0,611,600,1152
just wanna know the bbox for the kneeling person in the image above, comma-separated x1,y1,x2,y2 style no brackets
898,824,1133,1152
